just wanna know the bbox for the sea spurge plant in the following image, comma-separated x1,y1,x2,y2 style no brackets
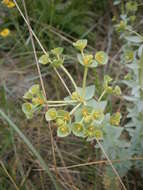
102,0,143,182
110,112,121,126
93,109,104,124
57,124,71,137
22,39,123,142
72,122,85,137
126,1,138,14
39,54,50,65
95,51,108,65
45,108,57,121
73,39,87,51
38,47,64,68
22,84,46,119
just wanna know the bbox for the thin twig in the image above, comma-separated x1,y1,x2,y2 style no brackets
21,0,61,186
21,0,47,101
54,68,72,96
48,104,71,107
0,160,20,190
19,165,32,188
13,0,73,97
55,156,143,170
13,0,47,54
70,103,81,115
60,65,78,91
54,142,77,189
48,122,59,178
33,156,143,171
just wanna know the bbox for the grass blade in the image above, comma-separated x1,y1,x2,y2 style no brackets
0,109,60,190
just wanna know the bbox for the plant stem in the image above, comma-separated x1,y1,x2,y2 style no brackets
70,103,81,115
20,0,47,101
48,104,69,107
54,67,72,96
60,65,77,91
82,67,88,98
127,27,143,41
47,100,77,104
81,50,84,58
98,90,106,102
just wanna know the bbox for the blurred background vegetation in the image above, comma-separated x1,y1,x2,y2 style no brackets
0,0,143,189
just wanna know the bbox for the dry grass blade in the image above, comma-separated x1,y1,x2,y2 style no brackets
54,68,72,96
0,160,20,190
13,0,75,95
0,109,59,189
21,0,47,101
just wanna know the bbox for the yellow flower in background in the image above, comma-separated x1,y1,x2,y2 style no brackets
2,0,9,4
2,0,15,8
7,1,15,8
0,28,10,37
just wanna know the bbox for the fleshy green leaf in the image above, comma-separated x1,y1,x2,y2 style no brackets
95,51,108,65
85,124,97,139
87,99,107,111
113,86,122,96
77,54,98,68
73,39,87,51
57,124,71,137
94,129,103,139
92,110,104,124
138,44,143,58
125,36,143,43
23,91,33,100
52,58,63,67
29,84,40,95
110,112,121,126
57,110,71,122
77,85,95,100
22,103,34,119
51,47,64,55
39,54,50,65
45,108,57,121
72,122,85,137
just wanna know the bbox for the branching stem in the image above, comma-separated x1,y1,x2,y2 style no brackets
70,103,81,115
98,90,106,102
82,67,88,98
60,65,78,91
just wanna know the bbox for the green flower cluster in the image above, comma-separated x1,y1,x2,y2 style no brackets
22,39,122,141
39,47,64,68
126,1,138,14
110,112,121,126
43,104,121,140
73,39,108,67
22,84,46,119
45,109,71,137
44,106,104,139
103,75,122,96
115,1,138,33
